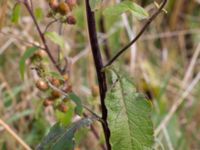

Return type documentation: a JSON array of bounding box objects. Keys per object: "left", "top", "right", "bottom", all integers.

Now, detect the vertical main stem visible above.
[{"left": 85, "top": 0, "right": 111, "bottom": 149}]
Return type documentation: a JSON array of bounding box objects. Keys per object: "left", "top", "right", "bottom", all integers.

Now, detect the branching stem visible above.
[{"left": 104, "top": 0, "right": 168, "bottom": 68}]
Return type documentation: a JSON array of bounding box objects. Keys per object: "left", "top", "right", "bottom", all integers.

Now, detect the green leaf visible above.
[
  {"left": 55, "top": 106, "right": 74, "bottom": 126},
  {"left": 68, "top": 93, "right": 83, "bottom": 116},
  {"left": 37, "top": 118, "right": 96, "bottom": 150},
  {"left": 45, "top": 32, "right": 65, "bottom": 49},
  {"left": 103, "top": 1, "right": 149, "bottom": 20},
  {"left": 19, "top": 47, "right": 39, "bottom": 80},
  {"left": 89, "top": 0, "right": 102, "bottom": 11},
  {"left": 11, "top": 4, "right": 21, "bottom": 23},
  {"left": 105, "top": 69, "right": 154, "bottom": 150}
]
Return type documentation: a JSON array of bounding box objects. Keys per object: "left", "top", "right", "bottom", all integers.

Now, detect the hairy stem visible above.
[{"left": 85, "top": 0, "right": 111, "bottom": 149}]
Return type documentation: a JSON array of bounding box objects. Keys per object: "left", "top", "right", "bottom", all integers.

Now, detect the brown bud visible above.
[
  {"left": 50, "top": 78, "right": 61, "bottom": 87},
  {"left": 58, "top": 103, "right": 68, "bottom": 113},
  {"left": 91, "top": 85, "right": 99, "bottom": 97},
  {"left": 49, "top": 0, "right": 59, "bottom": 10},
  {"left": 51, "top": 90, "right": 61, "bottom": 99},
  {"left": 43, "top": 99, "right": 53, "bottom": 107},
  {"left": 58, "top": 2, "right": 70, "bottom": 15},
  {"left": 66, "top": 15, "right": 76, "bottom": 25},
  {"left": 36, "top": 80, "right": 49, "bottom": 91}
]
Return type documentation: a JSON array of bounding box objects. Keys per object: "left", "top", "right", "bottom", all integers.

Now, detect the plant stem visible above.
[
  {"left": 23, "top": 1, "right": 63, "bottom": 74},
  {"left": 85, "top": 0, "right": 111, "bottom": 149},
  {"left": 104, "top": 0, "right": 168, "bottom": 68}
]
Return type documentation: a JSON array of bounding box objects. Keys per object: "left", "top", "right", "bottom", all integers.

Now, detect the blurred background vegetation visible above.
[{"left": 0, "top": 0, "right": 200, "bottom": 149}]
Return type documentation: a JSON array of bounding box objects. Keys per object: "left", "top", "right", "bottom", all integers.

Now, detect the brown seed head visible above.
[
  {"left": 43, "top": 99, "right": 53, "bottom": 107},
  {"left": 66, "top": 15, "right": 76, "bottom": 25},
  {"left": 59, "top": 104, "right": 68, "bottom": 113},
  {"left": 51, "top": 90, "right": 61, "bottom": 99},
  {"left": 36, "top": 80, "right": 49, "bottom": 91},
  {"left": 50, "top": 78, "right": 61, "bottom": 87},
  {"left": 49, "top": 0, "right": 59, "bottom": 10},
  {"left": 58, "top": 2, "right": 70, "bottom": 15}
]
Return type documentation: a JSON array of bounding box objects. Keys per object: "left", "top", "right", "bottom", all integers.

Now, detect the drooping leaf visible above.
[
  {"left": 68, "top": 93, "right": 83, "bottom": 116},
  {"left": 89, "top": 0, "right": 102, "bottom": 11},
  {"left": 11, "top": 4, "right": 21, "bottom": 23},
  {"left": 105, "top": 69, "right": 154, "bottom": 150},
  {"left": 19, "top": 47, "right": 39, "bottom": 80},
  {"left": 37, "top": 117, "right": 96, "bottom": 150},
  {"left": 45, "top": 32, "right": 65, "bottom": 49},
  {"left": 103, "top": 1, "right": 149, "bottom": 20}
]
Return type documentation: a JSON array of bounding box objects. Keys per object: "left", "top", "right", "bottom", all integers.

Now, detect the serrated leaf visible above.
[
  {"left": 37, "top": 118, "right": 96, "bottom": 150},
  {"left": 89, "top": 0, "right": 102, "bottom": 11},
  {"left": 105, "top": 69, "right": 154, "bottom": 150},
  {"left": 68, "top": 93, "right": 83, "bottom": 115},
  {"left": 45, "top": 32, "right": 65, "bottom": 49},
  {"left": 103, "top": 1, "right": 149, "bottom": 20},
  {"left": 11, "top": 4, "right": 21, "bottom": 23},
  {"left": 19, "top": 47, "right": 39, "bottom": 80}
]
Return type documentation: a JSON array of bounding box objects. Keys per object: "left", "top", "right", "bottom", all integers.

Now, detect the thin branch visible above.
[
  {"left": 85, "top": 0, "right": 111, "bottom": 149},
  {"left": 43, "top": 19, "right": 59, "bottom": 34},
  {"left": 104, "top": 0, "right": 168, "bottom": 68},
  {"left": 22, "top": 1, "right": 63, "bottom": 73}
]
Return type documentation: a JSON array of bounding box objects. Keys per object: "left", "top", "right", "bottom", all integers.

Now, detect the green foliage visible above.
[
  {"left": 68, "top": 93, "right": 83, "bottom": 115},
  {"left": 19, "top": 47, "right": 39, "bottom": 80},
  {"left": 103, "top": 1, "right": 149, "bottom": 20},
  {"left": 55, "top": 106, "right": 74, "bottom": 126},
  {"left": 45, "top": 32, "right": 65, "bottom": 49},
  {"left": 37, "top": 117, "right": 96, "bottom": 150},
  {"left": 105, "top": 69, "right": 154, "bottom": 150},
  {"left": 11, "top": 4, "right": 21, "bottom": 23}
]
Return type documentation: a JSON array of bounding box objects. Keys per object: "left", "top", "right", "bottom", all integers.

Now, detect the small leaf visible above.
[
  {"left": 68, "top": 93, "right": 83, "bottom": 116},
  {"left": 19, "top": 47, "right": 39, "bottom": 80},
  {"left": 89, "top": 0, "right": 102, "bottom": 11},
  {"left": 105, "top": 69, "right": 154, "bottom": 150},
  {"left": 103, "top": 1, "right": 149, "bottom": 20},
  {"left": 11, "top": 4, "right": 21, "bottom": 23},
  {"left": 45, "top": 32, "right": 65, "bottom": 49},
  {"left": 37, "top": 118, "right": 96, "bottom": 150}
]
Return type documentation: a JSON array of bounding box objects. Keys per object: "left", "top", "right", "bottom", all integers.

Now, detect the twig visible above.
[
  {"left": 0, "top": 118, "right": 32, "bottom": 150},
  {"left": 85, "top": 0, "right": 111, "bottom": 149},
  {"left": 43, "top": 19, "right": 59, "bottom": 34},
  {"left": 22, "top": 1, "right": 63, "bottom": 73},
  {"left": 104, "top": 0, "right": 168, "bottom": 68}
]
